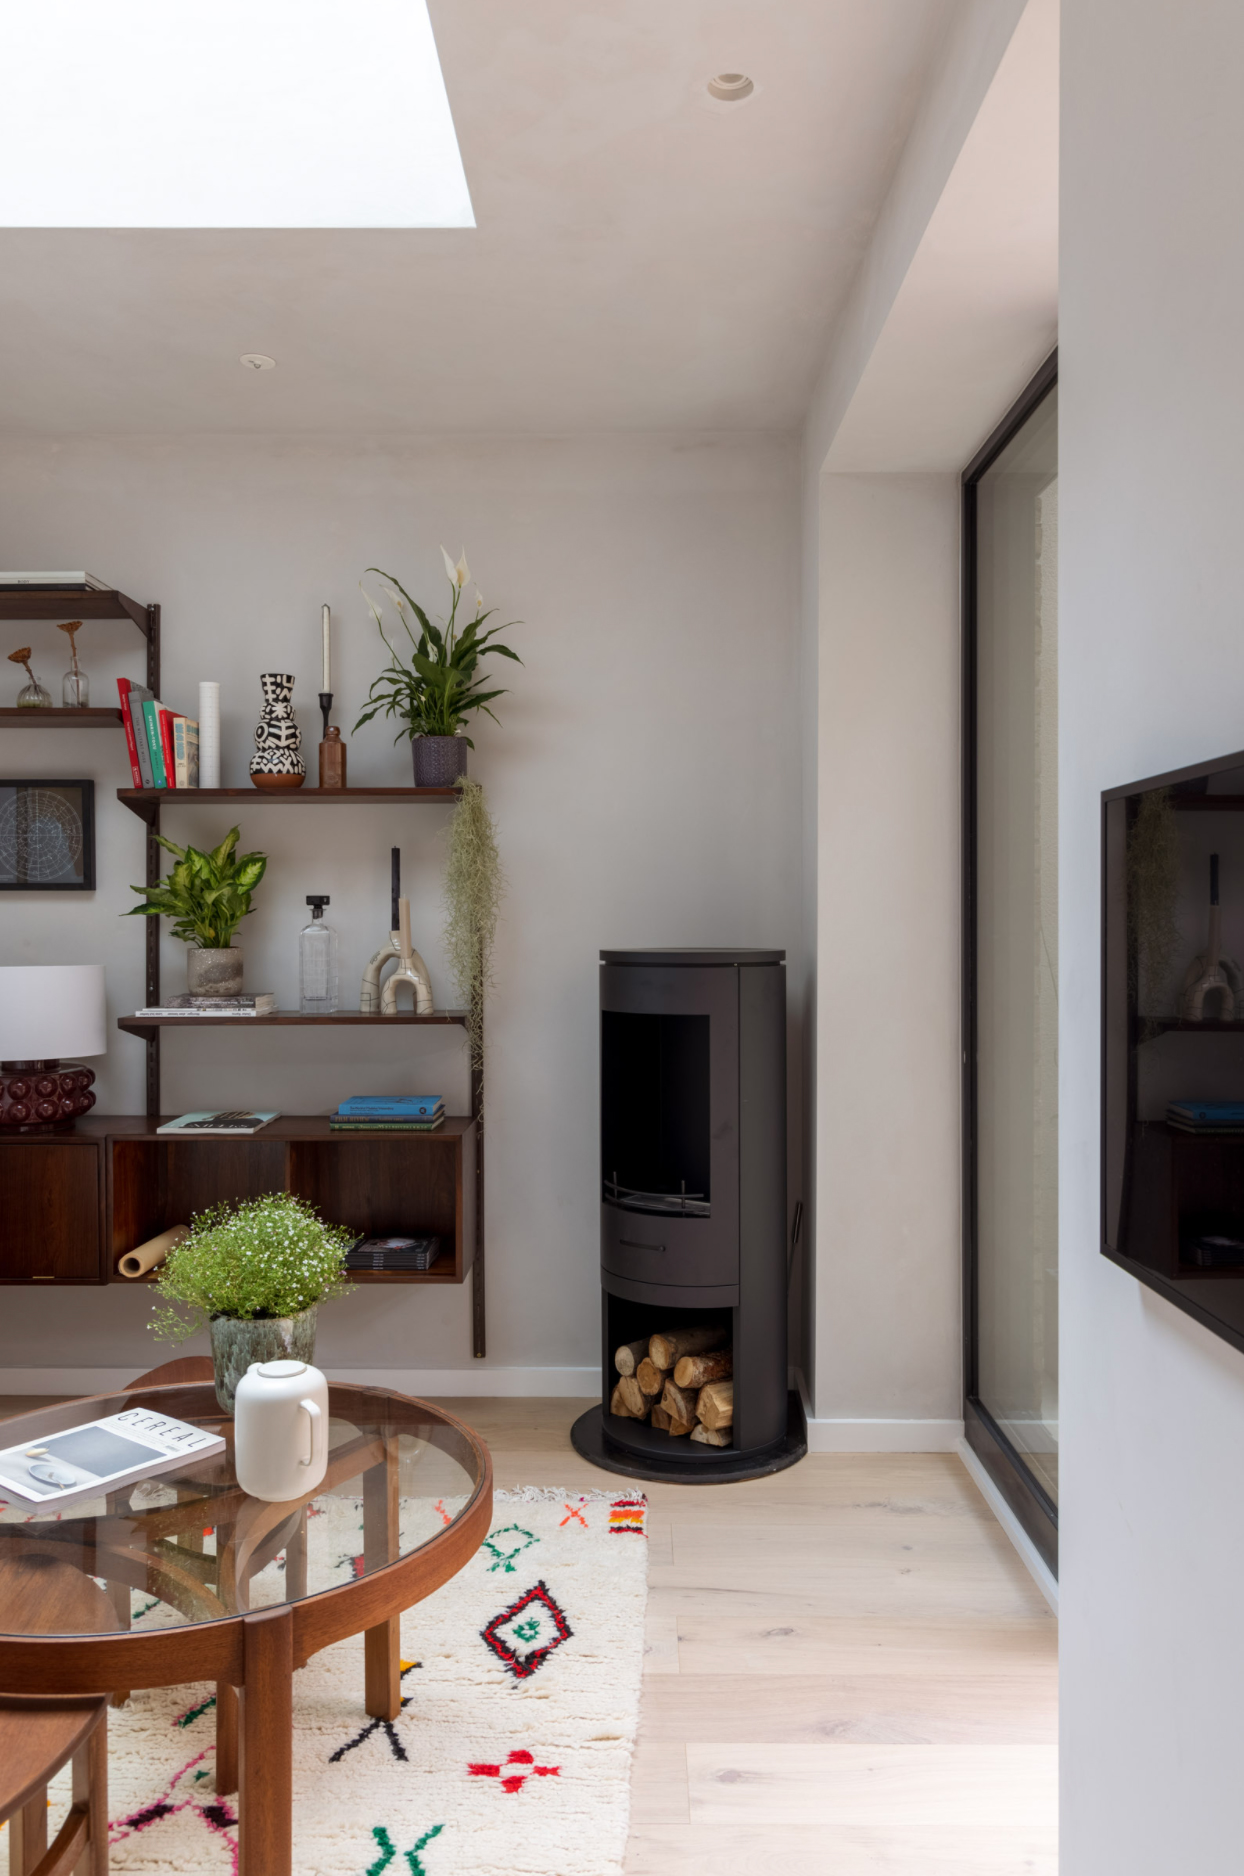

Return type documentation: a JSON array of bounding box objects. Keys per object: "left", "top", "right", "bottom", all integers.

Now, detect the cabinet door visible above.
[{"left": 0, "top": 1140, "right": 103, "bottom": 1281}]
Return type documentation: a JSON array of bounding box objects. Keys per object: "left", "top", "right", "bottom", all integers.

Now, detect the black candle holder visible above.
[{"left": 319, "top": 691, "right": 333, "bottom": 740}]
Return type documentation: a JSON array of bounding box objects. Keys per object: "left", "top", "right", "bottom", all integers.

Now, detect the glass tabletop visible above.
[{"left": 0, "top": 1383, "right": 487, "bottom": 1637}]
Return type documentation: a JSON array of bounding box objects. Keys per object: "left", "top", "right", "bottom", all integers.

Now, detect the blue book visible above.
[
  {"left": 338, "top": 1095, "right": 443, "bottom": 1117},
  {"left": 1168, "top": 1100, "right": 1244, "bottom": 1128}
]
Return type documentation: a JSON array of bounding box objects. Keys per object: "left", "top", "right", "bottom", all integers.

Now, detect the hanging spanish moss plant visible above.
[
  {"left": 444, "top": 776, "right": 504, "bottom": 1082},
  {"left": 1126, "top": 787, "right": 1181, "bottom": 1035}
]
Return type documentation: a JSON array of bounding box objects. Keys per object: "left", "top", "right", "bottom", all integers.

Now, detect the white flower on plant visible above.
[{"left": 441, "top": 545, "right": 470, "bottom": 591}]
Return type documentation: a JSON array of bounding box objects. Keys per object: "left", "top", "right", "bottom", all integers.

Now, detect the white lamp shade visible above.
[{"left": 0, "top": 965, "right": 107, "bottom": 1060}]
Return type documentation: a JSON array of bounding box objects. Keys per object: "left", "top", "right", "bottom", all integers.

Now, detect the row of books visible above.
[
  {"left": 330, "top": 1095, "right": 445, "bottom": 1133},
  {"left": 117, "top": 678, "right": 198, "bottom": 789}
]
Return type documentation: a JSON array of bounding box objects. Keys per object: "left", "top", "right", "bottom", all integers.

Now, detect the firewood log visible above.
[
  {"left": 690, "top": 1423, "right": 731, "bottom": 1446},
  {"left": 660, "top": 1379, "right": 700, "bottom": 1427},
  {"left": 650, "top": 1405, "right": 673, "bottom": 1432},
  {"left": 648, "top": 1326, "right": 727, "bottom": 1371},
  {"left": 635, "top": 1356, "right": 668, "bottom": 1397},
  {"left": 697, "top": 1379, "right": 733, "bottom": 1431},
  {"left": 614, "top": 1337, "right": 649, "bottom": 1377},
  {"left": 609, "top": 1381, "right": 636, "bottom": 1419},
  {"left": 673, "top": 1349, "right": 733, "bottom": 1389},
  {"left": 665, "top": 1412, "right": 696, "bottom": 1437},
  {"left": 615, "top": 1375, "right": 651, "bottom": 1419}
]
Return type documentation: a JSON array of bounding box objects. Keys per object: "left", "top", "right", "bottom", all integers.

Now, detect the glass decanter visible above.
[
  {"left": 62, "top": 667, "right": 89, "bottom": 707},
  {"left": 299, "top": 895, "right": 339, "bottom": 1015}
]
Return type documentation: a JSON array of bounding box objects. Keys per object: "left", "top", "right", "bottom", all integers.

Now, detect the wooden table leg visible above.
[
  {"left": 238, "top": 1606, "right": 293, "bottom": 1876},
  {"left": 8, "top": 1789, "right": 47, "bottom": 1875},
  {"left": 215, "top": 1680, "right": 239, "bottom": 1796},
  {"left": 363, "top": 1438, "right": 401, "bottom": 1720},
  {"left": 74, "top": 1715, "right": 108, "bottom": 1876},
  {"left": 285, "top": 1509, "right": 308, "bottom": 1602}
]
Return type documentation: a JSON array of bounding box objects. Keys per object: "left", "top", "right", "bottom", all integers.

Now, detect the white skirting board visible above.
[
  {"left": 955, "top": 1435, "right": 1059, "bottom": 1614},
  {"left": 0, "top": 1366, "right": 601, "bottom": 1399},
  {"left": 804, "top": 1416, "right": 965, "bottom": 1452}
]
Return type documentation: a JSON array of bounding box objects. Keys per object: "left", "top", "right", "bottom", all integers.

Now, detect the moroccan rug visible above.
[{"left": 15, "top": 1487, "right": 649, "bottom": 1876}]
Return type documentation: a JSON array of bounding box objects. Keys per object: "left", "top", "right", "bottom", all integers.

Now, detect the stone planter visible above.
[
  {"left": 209, "top": 1307, "right": 318, "bottom": 1412},
  {"left": 187, "top": 946, "right": 243, "bottom": 998},
  {"left": 412, "top": 735, "right": 468, "bottom": 787}
]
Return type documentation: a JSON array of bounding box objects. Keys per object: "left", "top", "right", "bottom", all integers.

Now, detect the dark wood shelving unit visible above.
[
  {"left": 0, "top": 594, "right": 487, "bottom": 1348},
  {"left": 0, "top": 707, "right": 124, "bottom": 727},
  {"left": 1170, "top": 794, "right": 1244, "bottom": 810}
]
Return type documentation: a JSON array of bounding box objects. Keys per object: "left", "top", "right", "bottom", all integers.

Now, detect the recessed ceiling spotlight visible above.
[
  {"left": 707, "top": 73, "right": 754, "bottom": 102},
  {"left": 240, "top": 353, "right": 276, "bottom": 371}
]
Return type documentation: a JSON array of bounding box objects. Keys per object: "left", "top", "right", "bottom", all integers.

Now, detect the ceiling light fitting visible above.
[
  {"left": 707, "top": 73, "right": 754, "bottom": 102},
  {"left": 240, "top": 354, "right": 276, "bottom": 371}
]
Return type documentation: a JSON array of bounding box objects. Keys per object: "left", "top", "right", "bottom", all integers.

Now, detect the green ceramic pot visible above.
[{"left": 209, "top": 1307, "right": 318, "bottom": 1412}]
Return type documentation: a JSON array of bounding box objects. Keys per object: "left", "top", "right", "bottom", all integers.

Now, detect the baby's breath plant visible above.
[{"left": 151, "top": 1193, "right": 353, "bottom": 1343}]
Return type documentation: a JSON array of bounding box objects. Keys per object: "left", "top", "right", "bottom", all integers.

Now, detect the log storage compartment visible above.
[{"left": 572, "top": 949, "right": 805, "bottom": 1482}]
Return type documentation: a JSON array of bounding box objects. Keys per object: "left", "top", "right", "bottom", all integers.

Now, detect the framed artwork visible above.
[{"left": 0, "top": 780, "right": 95, "bottom": 890}]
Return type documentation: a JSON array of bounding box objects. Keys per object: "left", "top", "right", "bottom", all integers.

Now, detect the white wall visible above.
[
  {"left": 813, "top": 474, "right": 962, "bottom": 1444},
  {"left": 0, "top": 432, "right": 803, "bottom": 1387},
  {"left": 1060, "top": 2, "right": 1244, "bottom": 1869}
]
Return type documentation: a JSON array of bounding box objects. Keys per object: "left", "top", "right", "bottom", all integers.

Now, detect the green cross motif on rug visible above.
[
  {"left": 366, "top": 1822, "right": 443, "bottom": 1875},
  {"left": 481, "top": 1523, "right": 539, "bottom": 1573}
]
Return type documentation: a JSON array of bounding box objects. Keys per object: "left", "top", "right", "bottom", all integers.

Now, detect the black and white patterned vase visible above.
[{"left": 249, "top": 672, "right": 306, "bottom": 786}]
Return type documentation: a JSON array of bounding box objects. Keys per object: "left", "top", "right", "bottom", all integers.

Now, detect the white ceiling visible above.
[{"left": 0, "top": 0, "right": 958, "bottom": 435}]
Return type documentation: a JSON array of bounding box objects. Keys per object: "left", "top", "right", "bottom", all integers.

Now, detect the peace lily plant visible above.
[{"left": 355, "top": 548, "right": 521, "bottom": 785}]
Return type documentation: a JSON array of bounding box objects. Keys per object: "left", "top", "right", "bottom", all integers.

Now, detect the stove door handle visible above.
[{"left": 619, "top": 1238, "right": 665, "bottom": 1253}]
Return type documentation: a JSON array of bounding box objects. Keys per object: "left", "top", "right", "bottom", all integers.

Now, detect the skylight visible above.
[{"left": 0, "top": 0, "right": 474, "bottom": 228}]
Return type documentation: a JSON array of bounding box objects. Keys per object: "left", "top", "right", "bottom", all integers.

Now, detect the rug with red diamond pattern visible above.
[{"left": 16, "top": 1487, "right": 648, "bottom": 1876}]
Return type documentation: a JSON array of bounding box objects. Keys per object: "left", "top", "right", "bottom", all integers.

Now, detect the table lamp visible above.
[{"left": 0, "top": 964, "right": 107, "bottom": 1133}]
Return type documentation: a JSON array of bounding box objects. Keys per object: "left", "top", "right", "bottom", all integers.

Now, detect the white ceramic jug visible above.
[{"left": 234, "top": 1358, "right": 329, "bottom": 1502}]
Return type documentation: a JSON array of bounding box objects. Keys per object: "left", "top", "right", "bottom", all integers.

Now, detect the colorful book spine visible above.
[
  {"left": 173, "top": 717, "right": 199, "bottom": 788},
  {"left": 338, "top": 1097, "right": 444, "bottom": 1117},
  {"left": 128, "top": 685, "right": 155, "bottom": 788},
  {"left": 158, "top": 709, "right": 179, "bottom": 790},
  {"left": 141, "top": 698, "right": 167, "bottom": 788},
  {"left": 116, "top": 678, "right": 143, "bottom": 787}
]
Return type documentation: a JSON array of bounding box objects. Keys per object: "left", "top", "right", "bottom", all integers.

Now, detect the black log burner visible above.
[{"left": 571, "top": 948, "right": 806, "bottom": 1483}]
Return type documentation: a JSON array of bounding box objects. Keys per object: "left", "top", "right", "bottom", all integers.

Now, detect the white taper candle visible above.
[{"left": 322, "top": 603, "right": 331, "bottom": 693}]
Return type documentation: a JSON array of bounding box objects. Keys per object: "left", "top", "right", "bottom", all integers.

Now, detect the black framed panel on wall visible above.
[
  {"left": 0, "top": 780, "right": 95, "bottom": 890},
  {"left": 1103, "top": 747, "right": 1244, "bottom": 1355},
  {"left": 962, "top": 350, "right": 1059, "bottom": 1575}
]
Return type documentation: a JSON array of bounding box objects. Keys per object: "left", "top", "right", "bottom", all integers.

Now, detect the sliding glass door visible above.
[{"left": 963, "top": 353, "right": 1059, "bottom": 1571}]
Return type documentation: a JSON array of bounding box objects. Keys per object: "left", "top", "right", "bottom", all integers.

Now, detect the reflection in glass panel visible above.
[{"left": 975, "top": 386, "right": 1059, "bottom": 1505}]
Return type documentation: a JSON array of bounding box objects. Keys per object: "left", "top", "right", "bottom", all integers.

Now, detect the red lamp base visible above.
[{"left": 0, "top": 1060, "right": 96, "bottom": 1134}]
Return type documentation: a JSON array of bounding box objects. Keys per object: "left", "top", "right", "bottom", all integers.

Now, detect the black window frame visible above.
[{"left": 961, "top": 347, "right": 1059, "bottom": 1576}]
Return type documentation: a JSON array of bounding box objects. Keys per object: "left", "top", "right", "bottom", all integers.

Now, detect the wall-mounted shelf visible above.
[
  {"left": 119, "top": 1009, "right": 467, "bottom": 1035},
  {"left": 1149, "top": 1019, "right": 1244, "bottom": 1034},
  {"left": 0, "top": 587, "right": 156, "bottom": 630},
  {"left": 117, "top": 785, "right": 460, "bottom": 824},
  {"left": 0, "top": 707, "right": 124, "bottom": 728}
]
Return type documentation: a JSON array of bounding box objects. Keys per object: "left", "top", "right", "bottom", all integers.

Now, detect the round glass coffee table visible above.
[{"left": 0, "top": 1382, "right": 492, "bottom": 1876}]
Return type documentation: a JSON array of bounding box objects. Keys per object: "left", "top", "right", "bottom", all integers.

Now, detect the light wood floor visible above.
[
  {"left": 432, "top": 1398, "right": 1058, "bottom": 1876},
  {"left": 1, "top": 1394, "right": 1058, "bottom": 1874}
]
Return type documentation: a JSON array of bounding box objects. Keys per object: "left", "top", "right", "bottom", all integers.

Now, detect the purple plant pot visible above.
[{"left": 412, "top": 736, "right": 468, "bottom": 787}]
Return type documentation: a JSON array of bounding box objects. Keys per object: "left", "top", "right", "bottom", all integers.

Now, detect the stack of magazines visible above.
[
  {"left": 133, "top": 993, "right": 277, "bottom": 1017},
  {"left": 1167, "top": 1100, "right": 1244, "bottom": 1133},
  {"left": 330, "top": 1095, "right": 445, "bottom": 1132}
]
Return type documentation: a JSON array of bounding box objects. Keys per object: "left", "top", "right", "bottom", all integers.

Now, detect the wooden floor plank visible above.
[{"left": 686, "top": 1743, "right": 1058, "bottom": 1827}]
